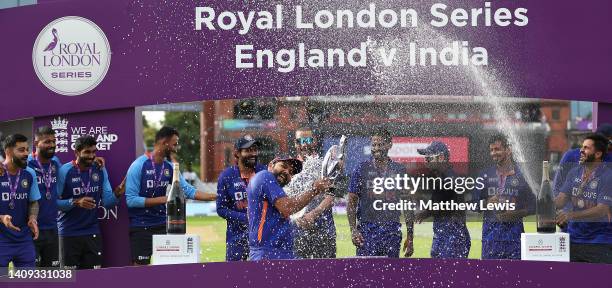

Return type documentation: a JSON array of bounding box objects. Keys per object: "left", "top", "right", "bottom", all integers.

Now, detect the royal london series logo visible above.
[{"left": 33, "top": 16, "right": 111, "bottom": 96}]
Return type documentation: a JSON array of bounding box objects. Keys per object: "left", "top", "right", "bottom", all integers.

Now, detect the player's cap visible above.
[
  {"left": 417, "top": 141, "right": 450, "bottom": 157},
  {"left": 234, "top": 135, "right": 259, "bottom": 150},
  {"left": 596, "top": 123, "right": 612, "bottom": 138},
  {"left": 271, "top": 154, "right": 303, "bottom": 175}
]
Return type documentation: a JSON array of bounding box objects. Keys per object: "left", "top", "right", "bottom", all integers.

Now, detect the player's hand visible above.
[
  {"left": 351, "top": 230, "right": 365, "bottom": 247},
  {"left": 402, "top": 237, "right": 414, "bottom": 257},
  {"left": 556, "top": 211, "right": 572, "bottom": 226},
  {"left": 28, "top": 218, "right": 39, "bottom": 240},
  {"left": 297, "top": 213, "right": 316, "bottom": 229},
  {"left": 313, "top": 178, "right": 333, "bottom": 194},
  {"left": 114, "top": 177, "right": 126, "bottom": 198},
  {"left": 75, "top": 197, "right": 97, "bottom": 209},
  {"left": 94, "top": 157, "right": 106, "bottom": 168},
  {"left": 0, "top": 215, "right": 21, "bottom": 232}
]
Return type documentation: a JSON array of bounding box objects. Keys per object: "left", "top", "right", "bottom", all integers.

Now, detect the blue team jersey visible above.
[
  {"left": 553, "top": 148, "right": 612, "bottom": 196},
  {"left": 348, "top": 159, "right": 406, "bottom": 225},
  {"left": 27, "top": 155, "right": 61, "bottom": 231},
  {"left": 0, "top": 167, "right": 41, "bottom": 244},
  {"left": 217, "top": 165, "right": 266, "bottom": 241},
  {"left": 247, "top": 171, "right": 292, "bottom": 252},
  {"left": 560, "top": 164, "right": 612, "bottom": 244},
  {"left": 56, "top": 162, "right": 116, "bottom": 237},
  {"left": 125, "top": 155, "right": 197, "bottom": 227},
  {"left": 477, "top": 165, "right": 535, "bottom": 242}
]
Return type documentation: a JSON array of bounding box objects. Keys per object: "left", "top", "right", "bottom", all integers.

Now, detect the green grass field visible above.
[{"left": 187, "top": 215, "right": 537, "bottom": 262}]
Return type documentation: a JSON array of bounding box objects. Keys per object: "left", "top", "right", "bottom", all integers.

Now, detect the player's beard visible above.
[
  {"left": 579, "top": 152, "right": 595, "bottom": 164},
  {"left": 273, "top": 171, "right": 290, "bottom": 187},
  {"left": 79, "top": 156, "right": 95, "bottom": 168},
  {"left": 371, "top": 148, "right": 388, "bottom": 161},
  {"left": 298, "top": 145, "right": 316, "bottom": 158},
  {"left": 12, "top": 155, "right": 27, "bottom": 169},
  {"left": 39, "top": 146, "right": 56, "bottom": 159},
  {"left": 241, "top": 155, "right": 258, "bottom": 169}
]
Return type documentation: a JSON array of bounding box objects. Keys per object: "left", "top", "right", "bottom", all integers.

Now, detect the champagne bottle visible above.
[
  {"left": 167, "top": 163, "right": 186, "bottom": 234},
  {"left": 537, "top": 161, "right": 556, "bottom": 233}
]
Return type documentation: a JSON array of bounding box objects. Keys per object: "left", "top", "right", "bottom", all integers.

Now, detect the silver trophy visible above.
[{"left": 321, "top": 135, "right": 347, "bottom": 196}]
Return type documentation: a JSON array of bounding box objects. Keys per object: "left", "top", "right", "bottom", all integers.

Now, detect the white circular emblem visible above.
[
  {"left": 21, "top": 179, "right": 29, "bottom": 189},
  {"left": 91, "top": 173, "right": 100, "bottom": 182},
  {"left": 33, "top": 16, "right": 111, "bottom": 96},
  {"left": 590, "top": 180, "right": 598, "bottom": 189}
]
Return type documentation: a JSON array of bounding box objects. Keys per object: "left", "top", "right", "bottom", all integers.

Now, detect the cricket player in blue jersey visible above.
[
  {"left": 27, "top": 126, "right": 62, "bottom": 268},
  {"left": 248, "top": 155, "right": 332, "bottom": 260},
  {"left": 0, "top": 134, "right": 41, "bottom": 268},
  {"left": 477, "top": 134, "right": 535, "bottom": 260},
  {"left": 552, "top": 124, "right": 612, "bottom": 232},
  {"left": 56, "top": 135, "right": 124, "bottom": 269},
  {"left": 347, "top": 129, "right": 414, "bottom": 258},
  {"left": 126, "top": 126, "right": 216, "bottom": 265},
  {"left": 553, "top": 124, "right": 612, "bottom": 197},
  {"left": 217, "top": 135, "right": 266, "bottom": 261},
  {"left": 415, "top": 141, "right": 471, "bottom": 259},
  {"left": 27, "top": 126, "right": 109, "bottom": 268},
  {"left": 555, "top": 134, "right": 612, "bottom": 263}
]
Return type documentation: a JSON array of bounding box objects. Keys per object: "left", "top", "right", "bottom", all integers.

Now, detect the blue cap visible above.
[
  {"left": 234, "top": 135, "right": 259, "bottom": 150},
  {"left": 271, "top": 154, "right": 303, "bottom": 175},
  {"left": 417, "top": 141, "right": 450, "bottom": 158},
  {"left": 596, "top": 123, "right": 612, "bottom": 138}
]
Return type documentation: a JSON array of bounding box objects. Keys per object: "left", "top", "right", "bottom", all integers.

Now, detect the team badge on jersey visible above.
[
  {"left": 21, "top": 179, "right": 29, "bottom": 189},
  {"left": 590, "top": 180, "right": 598, "bottom": 189},
  {"left": 511, "top": 178, "right": 519, "bottom": 187},
  {"left": 91, "top": 173, "right": 100, "bottom": 182},
  {"left": 164, "top": 169, "right": 170, "bottom": 177}
]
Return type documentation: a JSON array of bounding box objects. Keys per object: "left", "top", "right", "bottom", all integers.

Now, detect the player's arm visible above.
[
  {"left": 56, "top": 164, "right": 76, "bottom": 211},
  {"left": 552, "top": 152, "right": 574, "bottom": 196},
  {"left": 26, "top": 168, "right": 41, "bottom": 240},
  {"left": 305, "top": 195, "right": 335, "bottom": 218},
  {"left": 554, "top": 174, "right": 574, "bottom": 209},
  {"left": 558, "top": 176, "right": 612, "bottom": 224},
  {"left": 178, "top": 169, "right": 216, "bottom": 201},
  {"left": 125, "top": 159, "right": 166, "bottom": 207},
  {"left": 100, "top": 168, "right": 118, "bottom": 208},
  {"left": 347, "top": 166, "right": 365, "bottom": 247},
  {"left": 299, "top": 195, "right": 335, "bottom": 226},
  {"left": 193, "top": 191, "right": 217, "bottom": 201},
  {"left": 555, "top": 192, "right": 570, "bottom": 209},
  {"left": 274, "top": 178, "right": 332, "bottom": 219},
  {"left": 558, "top": 204, "right": 610, "bottom": 224},
  {"left": 215, "top": 174, "right": 247, "bottom": 223}
]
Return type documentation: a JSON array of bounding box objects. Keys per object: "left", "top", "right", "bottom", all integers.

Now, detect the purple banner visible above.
[
  {"left": 6, "top": 259, "right": 611, "bottom": 288},
  {"left": 33, "top": 108, "right": 135, "bottom": 267},
  {"left": 1, "top": 0, "right": 612, "bottom": 122}
]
